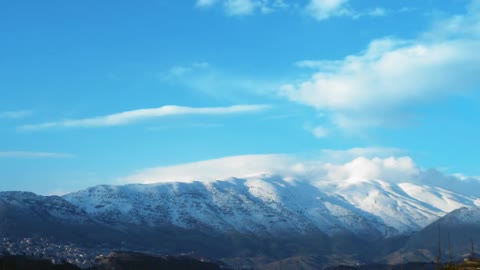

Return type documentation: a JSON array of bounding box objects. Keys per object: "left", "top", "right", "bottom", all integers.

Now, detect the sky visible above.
[{"left": 1, "top": 0, "right": 479, "bottom": 195}]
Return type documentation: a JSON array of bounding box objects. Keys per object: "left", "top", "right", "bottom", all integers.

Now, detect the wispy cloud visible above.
[
  {"left": 196, "top": 0, "right": 289, "bottom": 16},
  {"left": 0, "top": 110, "right": 32, "bottom": 119},
  {"left": 305, "top": 0, "right": 408, "bottom": 20},
  {"left": 147, "top": 122, "right": 224, "bottom": 131},
  {"left": 305, "top": 0, "right": 350, "bottom": 20},
  {"left": 224, "top": 0, "right": 256, "bottom": 15},
  {"left": 310, "top": 125, "right": 329, "bottom": 138},
  {"left": 0, "top": 151, "right": 74, "bottom": 158},
  {"left": 196, "top": 0, "right": 218, "bottom": 7},
  {"left": 195, "top": 0, "right": 392, "bottom": 19},
  {"left": 302, "top": 122, "right": 330, "bottom": 138},
  {"left": 165, "top": 62, "right": 210, "bottom": 77},
  {"left": 19, "top": 105, "right": 271, "bottom": 131},
  {"left": 366, "top": 7, "right": 386, "bottom": 17},
  {"left": 282, "top": 1, "right": 480, "bottom": 130},
  {"left": 161, "top": 62, "right": 281, "bottom": 101}
]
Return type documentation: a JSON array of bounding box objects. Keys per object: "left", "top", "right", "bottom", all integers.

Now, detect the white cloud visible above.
[
  {"left": 166, "top": 62, "right": 210, "bottom": 77},
  {"left": 118, "top": 150, "right": 461, "bottom": 186},
  {"left": 120, "top": 154, "right": 296, "bottom": 184},
  {"left": 119, "top": 151, "right": 480, "bottom": 198},
  {"left": 0, "top": 151, "right": 74, "bottom": 158},
  {"left": 196, "top": 0, "right": 397, "bottom": 19},
  {"left": 19, "top": 104, "right": 271, "bottom": 130},
  {"left": 225, "top": 0, "right": 256, "bottom": 15},
  {"left": 284, "top": 39, "right": 480, "bottom": 111},
  {"left": 162, "top": 63, "right": 281, "bottom": 101},
  {"left": 305, "top": 125, "right": 329, "bottom": 138},
  {"left": 319, "top": 147, "right": 405, "bottom": 162},
  {"left": 0, "top": 110, "right": 32, "bottom": 119},
  {"left": 320, "top": 156, "right": 419, "bottom": 186},
  {"left": 259, "top": 0, "right": 289, "bottom": 14},
  {"left": 196, "top": 0, "right": 218, "bottom": 7},
  {"left": 295, "top": 60, "right": 340, "bottom": 69},
  {"left": 195, "top": 0, "right": 288, "bottom": 16},
  {"left": 283, "top": 2, "right": 480, "bottom": 130},
  {"left": 367, "top": 7, "right": 386, "bottom": 17},
  {"left": 120, "top": 147, "right": 406, "bottom": 183},
  {"left": 305, "top": 0, "right": 389, "bottom": 20},
  {"left": 306, "top": 0, "right": 350, "bottom": 20}
]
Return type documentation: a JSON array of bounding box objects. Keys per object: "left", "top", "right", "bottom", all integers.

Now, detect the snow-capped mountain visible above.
[
  {"left": 2, "top": 155, "right": 480, "bottom": 267},
  {"left": 63, "top": 177, "right": 383, "bottom": 236},
  {"left": 2, "top": 156, "right": 478, "bottom": 242},
  {"left": 63, "top": 173, "right": 479, "bottom": 238}
]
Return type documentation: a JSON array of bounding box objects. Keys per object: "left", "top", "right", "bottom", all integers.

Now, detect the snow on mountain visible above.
[
  {"left": 439, "top": 206, "right": 480, "bottom": 224},
  {"left": 64, "top": 179, "right": 318, "bottom": 234},
  {"left": 62, "top": 155, "right": 480, "bottom": 238},
  {"left": 0, "top": 191, "right": 92, "bottom": 224}
]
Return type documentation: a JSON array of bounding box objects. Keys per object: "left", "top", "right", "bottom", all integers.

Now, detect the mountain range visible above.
[{"left": 2, "top": 168, "right": 480, "bottom": 269}]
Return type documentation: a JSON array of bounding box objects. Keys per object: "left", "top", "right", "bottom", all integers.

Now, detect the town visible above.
[{"left": 0, "top": 237, "right": 110, "bottom": 268}]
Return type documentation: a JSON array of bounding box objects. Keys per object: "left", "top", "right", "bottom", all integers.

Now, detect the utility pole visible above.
[
  {"left": 436, "top": 224, "right": 442, "bottom": 270},
  {"left": 471, "top": 238, "right": 475, "bottom": 260},
  {"left": 448, "top": 232, "right": 453, "bottom": 265}
]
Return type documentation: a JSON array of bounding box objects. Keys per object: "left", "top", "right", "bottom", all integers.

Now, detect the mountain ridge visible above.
[
  {"left": 62, "top": 174, "right": 478, "bottom": 238},
  {"left": 2, "top": 172, "right": 480, "bottom": 268}
]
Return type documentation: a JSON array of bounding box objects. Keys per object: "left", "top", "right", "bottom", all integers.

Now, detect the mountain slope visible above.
[
  {"left": 63, "top": 174, "right": 478, "bottom": 238},
  {"left": 385, "top": 206, "right": 480, "bottom": 264},
  {"left": 0, "top": 192, "right": 126, "bottom": 246},
  {"left": 2, "top": 168, "right": 480, "bottom": 267}
]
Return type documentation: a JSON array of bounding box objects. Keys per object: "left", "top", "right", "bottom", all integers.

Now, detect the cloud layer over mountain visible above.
[{"left": 120, "top": 150, "right": 480, "bottom": 200}]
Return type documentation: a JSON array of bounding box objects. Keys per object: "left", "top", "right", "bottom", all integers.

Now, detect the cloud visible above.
[
  {"left": 161, "top": 62, "right": 281, "bottom": 101},
  {"left": 322, "top": 156, "right": 419, "bottom": 185},
  {"left": 225, "top": 0, "right": 256, "bottom": 15},
  {"left": 0, "top": 151, "right": 74, "bottom": 158},
  {"left": 195, "top": 0, "right": 389, "bottom": 18},
  {"left": 305, "top": 0, "right": 391, "bottom": 20},
  {"left": 306, "top": 0, "right": 350, "bottom": 20},
  {"left": 311, "top": 126, "right": 329, "bottom": 138},
  {"left": 196, "top": 0, "right": 218, "bottom": 7},
  {"left": 304, "top": 124, "right": 329, "bottom": 138},
  {"left": 367, "top": 7, "right": 386, "bottom": 17},
  {"left": 120, "top": 154, "right": 296, "bottom": 184},
  {"left": 118, "top": 150, "right": 479, "bottom": 198},
  {"left": 19, "top": 105, "right": 271, "bottom": 131},
  {"left": 119, "top": 147, "right": 401, "bottom": 184},
  {"left": 165, "top": 62, "right": 210, "bottom": 77},
  {"left": 282, "top": 2, "right": 480, "bottom": 130},
  {"left": 319, "top": 147, "right": 405, "bottom": 163},
  {"left": 295, "top": 60, "right": 340, "bottom": 69},
  {"left": 0, "top": 110, "right": 32, "bottom": 119},
  {"left": 195, "top": 0, "right": 289, "bottom": 16}
]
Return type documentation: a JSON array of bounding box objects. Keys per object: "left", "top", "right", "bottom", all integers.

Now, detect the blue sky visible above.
[{"left": 1, "top": 0, "right": 479, "bottom": 194}]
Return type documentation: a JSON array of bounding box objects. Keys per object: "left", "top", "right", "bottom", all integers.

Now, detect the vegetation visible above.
[
  {"left": 0, "top": 254, "right": 80, "bottom": 270},
  {"left": 443, "top": 259, "right": 480, "bottom": 270},
  {"left": 0, "top": 253, "right": 227, "bottom": 270}
]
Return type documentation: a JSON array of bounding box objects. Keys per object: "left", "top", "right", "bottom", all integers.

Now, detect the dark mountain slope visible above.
[{"left": 385, "top": 207, "right": 480, "bottom": 264}]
